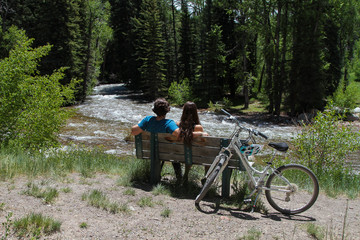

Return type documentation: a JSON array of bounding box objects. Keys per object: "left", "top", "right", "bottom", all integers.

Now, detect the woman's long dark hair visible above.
[{"left": 179, "top": 102, "right": 200, "bottom": 145}]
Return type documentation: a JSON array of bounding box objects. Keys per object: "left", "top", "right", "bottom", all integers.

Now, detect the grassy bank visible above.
[{"left": 1, "top": 145, "right": 359, "bottom": 199}]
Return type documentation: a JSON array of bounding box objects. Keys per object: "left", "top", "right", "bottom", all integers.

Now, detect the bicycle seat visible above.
[{"left": 268, "top": 142, "right": 289, "bottom": 152}]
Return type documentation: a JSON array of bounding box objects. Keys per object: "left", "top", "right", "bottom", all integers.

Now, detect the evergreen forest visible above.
[{"left": 1, "top": 0, "right": 360, "bottom": 115}]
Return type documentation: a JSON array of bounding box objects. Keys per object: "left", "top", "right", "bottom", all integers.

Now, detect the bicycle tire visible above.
[
  {"left": 265, "top": 164, "right": 319, "bottom": 215},
  {"left": 195, "top": 154, "right": 227, "bottom": 204}
]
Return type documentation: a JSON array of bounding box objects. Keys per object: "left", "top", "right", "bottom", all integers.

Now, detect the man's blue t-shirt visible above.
[{"left": 138, "top": 116, "right": 178, "bottom": 134}]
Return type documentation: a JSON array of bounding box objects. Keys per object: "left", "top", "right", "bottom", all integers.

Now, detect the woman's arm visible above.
[
  {"left": 194, "top": 124, "right": 204, "bottom": 132},
  {"left": 193, "top": 131, "right": 208, "bottom": 137},
  {"left": 193, "top": 124, "right": 208, "bottom": 137}
]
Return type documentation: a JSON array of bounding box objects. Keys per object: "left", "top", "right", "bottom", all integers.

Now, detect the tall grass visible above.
[
  {"left": 22, "top": 182, "right": 59, "bottom": 204},
  {"left": 0, "top": 146, "right": 129, "bottom": 180},
  {"left": 13, "top": 213, "right": 61, "bottom": 238},
  {"left": 81, "top": 189, "right": 124, "bottom": 214},
  {"left": 117, "top": 158, "right": 150, "bottom": 186}
]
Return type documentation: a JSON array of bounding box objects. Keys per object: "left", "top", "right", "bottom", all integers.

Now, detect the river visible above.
[
  {"left": 59, "top": 84, "right": 298, "bottom": 155},
  {"left": 59, "top": 84, "right": 359, "bottom": 171}
]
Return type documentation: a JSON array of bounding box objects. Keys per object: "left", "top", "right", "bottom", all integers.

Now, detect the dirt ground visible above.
[{"left": 0, "top": 173, "right": 359, "bottom": 240}]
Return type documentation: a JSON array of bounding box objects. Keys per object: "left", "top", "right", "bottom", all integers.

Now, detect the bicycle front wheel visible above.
[
  {"left": 195, "top": 154, "right": 227, "bottom": 204},
  {"left": 265, "top": 164, "right": 319, "bottom": 215}
]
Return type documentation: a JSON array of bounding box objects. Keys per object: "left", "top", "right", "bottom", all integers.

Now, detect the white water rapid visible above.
[{"left": 60, "top": 84, "right": 298, "bottom": 156}]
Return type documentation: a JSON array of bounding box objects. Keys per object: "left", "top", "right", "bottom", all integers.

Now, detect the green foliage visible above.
[
  {"left": 82, "top": 189, "right": 120, "bottom": 214},
  {"left": 160, "top": 207, "right": 171, "bottom": 218},
  {"left": 79, "top": 222, "right": 88, "bottom": 229},
  {"left": 238, "top": 227, "right": 262, "bottom": 240},
  {"left": 332, "top": 81, "right": 360, "bottom": 110},
  {"left": 123, "top": 188, "right": 136, "bottom": 196},
  {"left": 293, "top": 104, "right": 360, "bottom": 178},
  {"left": 304, "top": 223, "right": 325, "bottom": 240},
  {"left": 1, "top": 212, "right": 13, "bottom": 240},
  {"left": 207, "top": 97, "right": 232, "bottom": 111},
  {"left": 168, "top": 78, "right": 192, "bottom": 106},
  {"left": 61, "top": 187, "right": 72, "bottom": 193},
  {"left": 117, "top": 158, "right": 151, "bottom": 186},
  {"left": 151, "top": 184, "right": 171, "bottom": 196},
  {"left": 13, "top": 213, "right": 61, "bottom": 238},
  {"left": 208, "top": 101, "right": 222, "bottom": 112},
  {"left": 222, "top": 97, "right": 233, "bottom": 108},
  {"left": 22, "top": 183, "right": 59, "bottom": 204},
  {"left": 229, "top": 174, "right": 268, "bottom": 214},
  {"left": 131, "top": 0, "right": 166, "bottom": 99},
  {"left": 200, "top": 24, "right": 226, "bottom": 103},
  {"left": 82, "top": 0, "right": 113, "bottom": 98},
  {"left": 0, "top": 26, "right": 78, "bottom": 150},
  {"left": 137, "top": 196, "right": 154, "bottom": 207}
]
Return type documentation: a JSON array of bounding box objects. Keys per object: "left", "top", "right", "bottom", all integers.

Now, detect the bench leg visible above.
[
  {"left": 150, "top": 158, "right": 161, "bottom": 184},
  {"left": 221, "top": 167, "right": 232, "bottom": 197}
]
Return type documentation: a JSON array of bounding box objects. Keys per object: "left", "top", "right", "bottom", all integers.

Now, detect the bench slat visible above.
[
  {"left": 140, "top": 132, "right": 227, "bottom": 148},
  {"left": 141, "top": 141, "right": 221, "bottom": 157},
  {"left": 141, "top": 150, "right": 241, "bottom": 169}
]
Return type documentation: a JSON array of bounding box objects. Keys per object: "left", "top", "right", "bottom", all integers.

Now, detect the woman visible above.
[{"left": 177, "top": 101, "right": 208, "bottom": 183}]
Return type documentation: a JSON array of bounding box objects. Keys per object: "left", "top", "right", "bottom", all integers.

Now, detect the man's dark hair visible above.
[{"left": 152, "top": 98, "right": 170, "bottom": 117}]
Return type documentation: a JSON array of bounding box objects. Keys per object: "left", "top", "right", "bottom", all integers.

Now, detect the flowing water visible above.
[
  {"left": 59, "top": 84, "right": 359, "bottom": 172},
  {"left": 59, "top": 84, "right": 298, "bottom": 156}
]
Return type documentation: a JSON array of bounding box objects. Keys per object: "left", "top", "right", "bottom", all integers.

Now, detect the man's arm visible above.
[
  {"left": 131, "top": 125, "right": 143, "bottom": 136},
  {"left": 172, "top": 128, "right": 180, "bottom": 137}
]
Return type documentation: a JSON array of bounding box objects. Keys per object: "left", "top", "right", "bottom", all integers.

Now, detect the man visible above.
[{"left": 131, "top": 98, "right": 182, "bottom": 181}]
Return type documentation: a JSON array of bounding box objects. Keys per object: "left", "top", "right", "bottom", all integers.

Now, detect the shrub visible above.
[
  {"left": 168, "top": 78, "right": 192, "bottom": 106},
  {"left": 0, "top": 26, "right": 79, "bottom": 150},
  {"left": 292, "top": 103, "right": 360, "bottom": 177},
  {"left": 332, "top": 81, "right": 360, "bottom": 110}
]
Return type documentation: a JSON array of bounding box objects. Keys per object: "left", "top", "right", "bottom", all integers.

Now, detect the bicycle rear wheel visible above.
[
  {"left": 195, "top": 154, "right": 227, "bottom": 204},
  {"left": 265, "top": 164, "right": 319, "bottom": 215}
]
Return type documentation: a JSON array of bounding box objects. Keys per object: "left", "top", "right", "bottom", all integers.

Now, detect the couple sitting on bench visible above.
[{"left": 131, "top": 98, "right": 208, "bottom": 184}]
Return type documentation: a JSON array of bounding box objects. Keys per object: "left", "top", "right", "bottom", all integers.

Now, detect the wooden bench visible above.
[{"left": 134, "top": 131, "right": 246, "bottom": 197}]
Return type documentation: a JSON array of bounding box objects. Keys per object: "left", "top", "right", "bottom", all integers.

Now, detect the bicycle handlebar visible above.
[{"left": 221, "top": 109, "right": 268, "bottom": 140}]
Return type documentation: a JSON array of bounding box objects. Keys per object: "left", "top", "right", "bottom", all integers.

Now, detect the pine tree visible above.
[
  {"left": 132, "top": 0, "right": 166, "bottom": 99},
  {"left": 179, "top": 0, "right": 194, "bottom": 81},
  {"left": 202, "top": 24, "right": 226, "bottom": 102},
  {"left": 102, "top": 0, "right": 141, "bottom": 86},
  {"left": 288, "top": 0, "right": 326, "bottom": 114}
]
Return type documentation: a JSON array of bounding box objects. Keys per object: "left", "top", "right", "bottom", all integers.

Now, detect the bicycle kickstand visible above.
[
  {"left": 250, "top": 191, "right": 261, "bottom": 213},
  {"left": 243, "top": 190, "right": 262, "bottom": 213}
]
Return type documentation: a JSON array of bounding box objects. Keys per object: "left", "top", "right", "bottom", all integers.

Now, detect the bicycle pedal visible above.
[{"left": 243, "top": 198, "right": 252, "bottom": 204}]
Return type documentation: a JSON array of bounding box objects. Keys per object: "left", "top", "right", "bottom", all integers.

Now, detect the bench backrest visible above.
[{"left": 135, "top": 131, "right": 243, "bottom": 170}]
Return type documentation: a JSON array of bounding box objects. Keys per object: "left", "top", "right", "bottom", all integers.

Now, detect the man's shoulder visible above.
[
  {"left": 143, "top": 116, "right": 155, "bottom": 121},
  {"left": 164, "top": 118, "right": 176, "bottom": 124}
]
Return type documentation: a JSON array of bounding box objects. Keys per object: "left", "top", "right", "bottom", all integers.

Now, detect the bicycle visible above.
[{"left": 195, "top": 109, "right": 319, "bottom": 215}]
